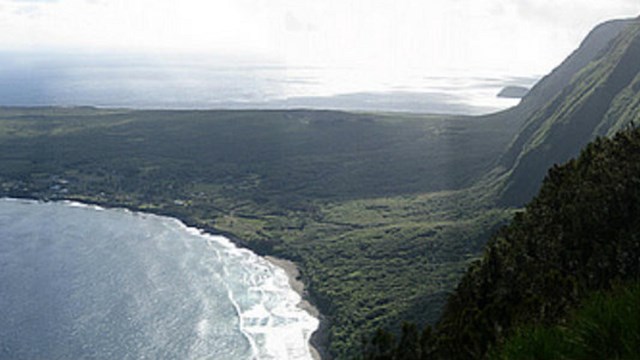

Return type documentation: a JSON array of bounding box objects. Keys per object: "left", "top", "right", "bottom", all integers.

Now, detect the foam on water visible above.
[
  {"left": 63, "top": 200, "right": 106, "bottom": 211},
  {"left": 0, "top": 198, "right": 319, "bottom": 360}
]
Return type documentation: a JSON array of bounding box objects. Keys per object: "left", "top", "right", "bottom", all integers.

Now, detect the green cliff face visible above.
[
  {"left": 365, "top": 17, "right": 640, "bottom": 360},
  {"left": 478, "top": 18, "right": 633, "bottom": 148},
  {"left": 435, "top": 126, "right": 640, "bottom": 358},
  {"left": 516, "top": 18, "right": 634, "bottom": 117},
  {"left": 499, "top": 18, "right": 640, "bottom": 206},
  {"left": 432, "top": 18, "right": 640, "bottom": 359}
]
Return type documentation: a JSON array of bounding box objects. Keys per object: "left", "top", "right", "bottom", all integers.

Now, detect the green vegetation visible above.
[
  {"left": 365, "top": 126, "right": 640, "bottom": 359},
  {"left": 360, "top": 18, "right": 640, "bottom": 360},
  {"left": 441, "top": 127, "right": 640, "bottom": 357},
  {"left": 500, "top": 19, "right": 640, "bottom": 205},
  {"left": 0, "top": 107, "right": 515, "bottom": 358},
  {"left": 492, "top": 283, "right": 640, "bottom": 360}
]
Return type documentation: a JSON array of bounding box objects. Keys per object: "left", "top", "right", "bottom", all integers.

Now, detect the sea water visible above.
[
  {"left": 0, "top": 52, "right": 537, "bottom": 114},
  {"left": 0, "top": 198, "right": 318, "bottom": 359}
]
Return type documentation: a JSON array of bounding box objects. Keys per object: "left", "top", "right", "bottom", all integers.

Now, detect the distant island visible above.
[{"left": 497, "top": 85, "right": 529, "bottom": 98}]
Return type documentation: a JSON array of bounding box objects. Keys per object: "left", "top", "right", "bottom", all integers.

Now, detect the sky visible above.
[{"left": 0, "top": 0, "right": 639, "bottom": 77}]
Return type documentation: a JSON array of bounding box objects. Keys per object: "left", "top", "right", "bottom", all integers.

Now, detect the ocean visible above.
[
  {"left": 0, "top": 198, "right": 318, "bottom": 359},
  {"left": 0, "top": 52, "right": 538, "bottom": 114}
]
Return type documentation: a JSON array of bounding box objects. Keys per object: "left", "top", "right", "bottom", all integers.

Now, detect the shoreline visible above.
[
  {"left": 265, "top": 256, "right": 329, "bottom": 360},
  {"left": 1, "top": 196, "right": 329, "bottom": 360}
]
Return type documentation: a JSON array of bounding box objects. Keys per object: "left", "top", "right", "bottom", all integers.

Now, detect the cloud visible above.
[
  {"left": 285, "top": 12, "right": 316, "bottom": 32},
  {"left": 513, "top": 0, "right": 639, "bottom": 26},
  {"left": 13, "top": 5, "right": 40, "bottom": 16},
  {"left": 9, "top": 0, "right": 58, "bottom": 3},
  {"left": 0, "top": 0, "right": 277, "bottom": 54},
  {"left": 0, "top": 0, "right": 638, "bottom": 78}
]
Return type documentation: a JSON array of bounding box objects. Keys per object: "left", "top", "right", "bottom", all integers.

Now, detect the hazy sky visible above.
[{"left": 1, "top": 0, "right": 639, "bottom": 76}]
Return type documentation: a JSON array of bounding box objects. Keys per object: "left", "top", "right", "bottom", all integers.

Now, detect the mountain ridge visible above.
[
  {"left": 478, "top": 18, "right": 634, "bottom": 134},
  {"left": 499, "top": 17, "right": 640, "bottom": 205},
  {"left": 517, "top": 18, "right": 635, "bottom": 116},
  {"left": 429, "top": 125, "right": 640, "bottom": 359},
  {"left": 363, "top": 16, "right": 640, "bottom": 360}
]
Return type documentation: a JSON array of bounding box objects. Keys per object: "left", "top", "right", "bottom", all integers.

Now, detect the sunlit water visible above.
[
  {"left": 0, "top": 52, "right": 539, "bottom": 114},
  {"left": 0, "top": 198, "right": 318, "bottom": 359}
]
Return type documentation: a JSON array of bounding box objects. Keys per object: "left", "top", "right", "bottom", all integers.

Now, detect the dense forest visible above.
[
  {"left": 364, "top": 16, "right": 640, "bottom": 359},
  {"left": 365, "top": 125, "right": 640, "bottom": 359}
]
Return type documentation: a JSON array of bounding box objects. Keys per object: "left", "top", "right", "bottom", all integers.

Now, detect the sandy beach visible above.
[{"left": 266, "top": 256, "right": 325, "bottom": 360}]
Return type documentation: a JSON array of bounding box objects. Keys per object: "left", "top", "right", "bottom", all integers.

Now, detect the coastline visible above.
[
  {"left": 265, "top": 256, "right": 328, "bottom": 360},
  {"left": 1, "top": 196, "right": 329, "bottom": 360}
]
